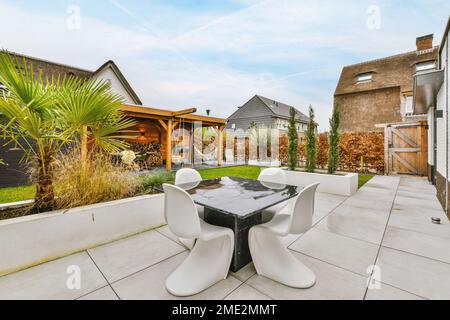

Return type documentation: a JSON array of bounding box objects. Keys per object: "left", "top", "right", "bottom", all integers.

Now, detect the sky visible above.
[{"left": 0, "top": 0, "right": 449, "bottom": 130}]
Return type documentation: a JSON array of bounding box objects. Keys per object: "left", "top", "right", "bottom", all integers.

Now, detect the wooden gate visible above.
[{"left": 383, "top": 122, "right": 428, "bottom": 176}]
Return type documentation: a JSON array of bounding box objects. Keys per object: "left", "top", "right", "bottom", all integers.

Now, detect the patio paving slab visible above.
[
  {"left": 0, "top": 252, "right": 107, "bottom": 300},
  {"left": 278, "top": 233, "right": 303, "bottom": 247},
  {"left": 312, "top": 209, "right": 333, "bottom": 225},
  {"left": 112, "top": 252, "right": 242, "bottom": 300},
  {"left": 246, "top": 252, "right": 368, "bottom": 300},
  {"left": 356, "top": 186, "right": 398, "bottom": 197},
  {"left": 156, "top": 225, "right": 184, "bottom": 246},
  {"left": 77, "top": 286, "right": 119, "bottom": 300},
  {"left": 388, "top": 208, "right": 450, "bottom": 239},
  {"left": 314, "top": 196, "right": 347, "bottom": 214},
  {"left": 396, "top": 188, "right": 438, "bottom": 200},
  {"left": 316, "top": 204, "right": 389, "bottom": 245},
  {"left": 289, "top": 228, "right": 379, "bottom": 276},
  {"left": 365, "top": 282, "right": 425, "bottom": 300},
  {"left": 88, "top": 230, "right": 186, "bottom": 283},
  {"left": 399, "top": 177, "right": 436, "bottom": 191},
  {"left": 365, "top": 176, "right": 400, "bottom": 190},
  {"left": 343, "top": 195, "right": 394, "bottom": 212},
  {"left": 382, "top": 226, "right": 450, "bottom": 264},
  {"left": 224, "top": 283, "right": 271, "bottom": 300},
  {"left": 229, "top": 263, "right": 256, "bottom": 282},
  {"left": 375, "top": 247, "right": 450, "bottom": 300},
  {"left": 394, "top": 195, "right": 443, "bottom": 212}
]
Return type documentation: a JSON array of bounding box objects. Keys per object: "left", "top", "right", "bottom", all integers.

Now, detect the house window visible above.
[
  {"left": 356, "top": 72, "right": 373, "bottom": 83},
  {"left": 231, "top": 123, "right": 236, "bottom": 129},
  {"left": 416, "top": 61, "right": 436, "bottom": 72},
  {"left": 405, "top": 96, "right": 414, "bottom": 115}
]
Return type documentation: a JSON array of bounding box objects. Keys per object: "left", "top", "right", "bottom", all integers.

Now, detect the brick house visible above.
[{"left": 334, "top": 35, "right": 439, "bottom": 133}]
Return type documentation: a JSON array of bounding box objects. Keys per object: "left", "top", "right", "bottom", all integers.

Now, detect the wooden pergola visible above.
[{"left": 122, "top": 104, "right": 227, "bottom": 171}]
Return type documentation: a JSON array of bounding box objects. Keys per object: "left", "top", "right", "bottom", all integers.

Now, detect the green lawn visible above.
[
  {"left": 358, "top": 174, "right": 374, "bottom": 188},
  {"left": 198, "top": 165, "right": 264, "bottom": 180},
  {"left": 0, "top": 185, "right": 35, "bottom": 204},
  {"left": 0, "top": 168, "right": 375, "bottom": 204}
]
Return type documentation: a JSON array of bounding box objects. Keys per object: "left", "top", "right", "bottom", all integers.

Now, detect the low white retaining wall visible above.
[
  {"left": 248, "top": 160, "right": 281, "bottom": 167},
  {"left": 283, "top": 170, "right": 358, "bottom": 196},
  {"left": 0, "top": 194, "right": 165, "bottom": 276}
]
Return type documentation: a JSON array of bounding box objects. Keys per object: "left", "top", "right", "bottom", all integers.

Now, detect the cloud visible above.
[{"left": 1, "top": 0, "right": 449, "bottom": 131}]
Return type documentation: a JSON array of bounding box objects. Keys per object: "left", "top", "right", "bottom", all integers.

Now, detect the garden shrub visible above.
[
  {"left": 53, "top": 150, "right": 140, "bottom": 209},
  {"left": 140, "top": 170, "right": 175, "bottom": 193}
]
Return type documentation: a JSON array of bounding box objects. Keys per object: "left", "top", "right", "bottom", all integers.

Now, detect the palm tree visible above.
[{"left": 0, "top": 51, "right": 135, "bottom": 213}]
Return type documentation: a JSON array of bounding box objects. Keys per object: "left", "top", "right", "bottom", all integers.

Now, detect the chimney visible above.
[
  {"left": 416, "top": 34, "right": 434, "bottom": 51},
  {"left": 206, "top": 109, "right": 211, "bottom": 116}
]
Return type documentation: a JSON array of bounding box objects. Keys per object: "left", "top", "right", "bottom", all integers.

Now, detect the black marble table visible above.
[{"left": 168, "top": 177, "right": 302, "bottom": 272}]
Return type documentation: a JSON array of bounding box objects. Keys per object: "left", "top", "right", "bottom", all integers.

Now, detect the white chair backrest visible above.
[
  {"left": 175, "top": 168, "right": 202, "bottom": 185},
  {"left": 289, "top": 183, "right": 320, "bottom": 234},
  {"left": 258, "top": 168, "right": 287, "bottom": 185},
  {"left": 163, "top": 184, "right": 201, "bottom": 239}
]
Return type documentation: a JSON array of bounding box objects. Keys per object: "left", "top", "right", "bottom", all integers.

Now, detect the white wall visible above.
[
  {"left": 437, "top": 32, "right": 448, "bottom": 179},
  {"left": 0, "top": 195, "right": 165, "bottom": 276},
  {"left": 94, "top": 66, "right": 135, "bottom": 104},
  {"left": 428, "top": 107, "right": 435, "bottom": 166},
  {"left": 437, "top": 84, "right": 446, "bottom": 177}
]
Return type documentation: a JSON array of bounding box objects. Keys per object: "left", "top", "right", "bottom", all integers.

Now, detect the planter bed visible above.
[
  {"left": 0, "top": 194, "right": 165, "bottom": 276},
  {"left": 282, "top": 169, "right": 358, "bottom": 196}
]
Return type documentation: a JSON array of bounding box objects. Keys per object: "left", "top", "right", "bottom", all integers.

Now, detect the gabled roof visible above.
[
  {"left": 93, "top": 60, "right": 142, "bottom": 105},
  {"left": 2, "top": 51, "right": 142, "bottom": 105},
  {"left": 255, "top": 95, "right": 310, "bottom": 123},
  {"left": 4, "top": 51, "right": 93, "bottom": 79},
  {"left": 335, "top": 47, "right": 439, "bottom": 96}
]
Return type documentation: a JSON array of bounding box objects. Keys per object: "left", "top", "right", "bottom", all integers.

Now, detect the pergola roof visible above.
[{"left": 122, "top": 104, "right": 227, "bottom": 126}]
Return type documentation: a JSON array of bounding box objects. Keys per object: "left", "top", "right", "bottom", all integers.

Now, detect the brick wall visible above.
[
  {"left": 336, "top": 87, "right": 402, "bottom": 132},
  {"left": 334, "top": 47, "right": 438, "bottom": 133},
  {"left": 436, "top": 171, "right": 449, "bottom": 219}
]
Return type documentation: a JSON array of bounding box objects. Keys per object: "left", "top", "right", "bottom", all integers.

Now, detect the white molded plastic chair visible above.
[
  {"left": 249, "top": 183, "right": 320, "bottom": 288},
  {"left": 163, "top": 184, "right": 234, "bottom": 296},
  {"left": 175, "top": 168, "right": 205, "bottom": 249},
  {"left": 175, "top": 168, "right": 202, "bottom": 185},
  {"left": 258, "top": 168, "right": 289, "bottom": 221}
]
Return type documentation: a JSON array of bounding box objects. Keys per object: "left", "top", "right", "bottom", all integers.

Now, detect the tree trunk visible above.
[
  {"left": 32, "top": 146, "right": 55, "bottom": 213},
  {"left": 81, "top": 126, "right": 88, "bottom": 164}
]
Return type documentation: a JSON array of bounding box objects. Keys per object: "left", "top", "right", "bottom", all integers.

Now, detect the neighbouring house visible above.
[
  {"left": 334, "top": 35, "right": 439, "bottom": 177},
  {"left": 413, "top": 17, "right": 450, "bottom": 217},
  {"left": 335, "top": 35, "right": 439, "bottom": 133},
  {"left": 226, "top": 95, "right": 310, "bottom": 139},
  {"left": 0, "top": 52, "right": 143, "bottom": 105},
  {"left": 0, "top": 52, "right": 227, "bottom": 188}
]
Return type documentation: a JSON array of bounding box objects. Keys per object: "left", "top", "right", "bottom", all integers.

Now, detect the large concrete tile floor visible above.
[{"left": 1, "top": 176, "right": 449, "bottom": 300}]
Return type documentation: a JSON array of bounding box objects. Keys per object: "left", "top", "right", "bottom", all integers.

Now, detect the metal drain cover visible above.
[{"left": 432, "top": 217, "right": 441, "bottom": 225}]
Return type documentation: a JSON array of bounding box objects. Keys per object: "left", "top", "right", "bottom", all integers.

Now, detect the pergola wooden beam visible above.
[
  {"left": 172, "top": 108, "right": 197, "bottom": 117},
  {"left": 158, "top": 120, "right": 168, "bottom": 131},
  {"left": 217, "top": 125, "right": 226, "bottom": 166},
  {"left": 166, "top": 120, "right": 173, "bottom": 171}
]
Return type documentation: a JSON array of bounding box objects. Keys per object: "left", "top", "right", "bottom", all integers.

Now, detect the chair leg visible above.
[
  {"left": 166, "top": 231, "right": 234, "bottom": 297},
  {"left": 249, "top": 227, "right": 316, "bottom": 289}
]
